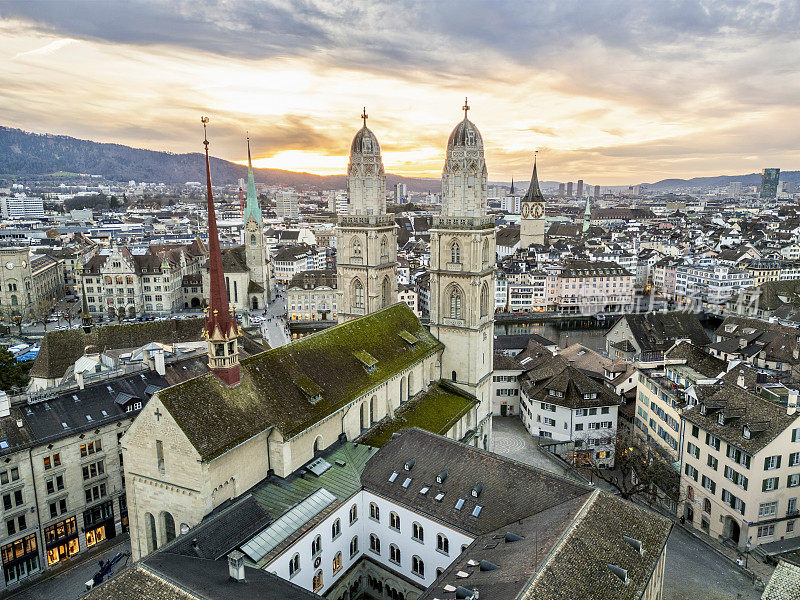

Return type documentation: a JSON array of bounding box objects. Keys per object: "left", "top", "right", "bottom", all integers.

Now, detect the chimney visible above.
[
  {"left": 154, "top": 350, "right": 165, "bottom": 376},
  {"left": 793, "top": 347, "right": 799, "bottom": 361},
  {"left": 788, "top": 389, "right": 798, "bottom": 416},
  {"left": 75, "top": 370, "right": 85, "bottom": 390},
  {"left": 737, "top": 373, "right": 745, "bottom": 388},
  {"left": 739, "top": 338, "right": 747, "bottom": 349},
  {"left": 227, "top": 550, "right": 245, "bottom": 582}
]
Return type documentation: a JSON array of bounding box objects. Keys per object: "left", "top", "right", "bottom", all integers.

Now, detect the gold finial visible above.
[
  {"left": 534, "top": 149, "right": 538, "bottom": 165},
  {"left": 361, "top": 107, "right": 368, "bottom": 127},
  {"left": 462, "top": 97, "right": 470, "bottom": 118}
]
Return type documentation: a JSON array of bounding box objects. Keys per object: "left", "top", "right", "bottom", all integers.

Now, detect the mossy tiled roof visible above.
[
  {"left": 357, "top": 381, "right": 477, "bottom": 448},
  {"left": 158, "top": 303, "right": 443, "bottom": 461},
  {"left": 30, "top": 318, "right": 206, "bottom": 379}
]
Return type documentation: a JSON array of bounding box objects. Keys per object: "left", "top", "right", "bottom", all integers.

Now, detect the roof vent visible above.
[
  {"left": 471, "top": 483, "right": 483, "bottom": 498},
  {"left": 623, "top": 535, "right": 644, "bottom": 555},
  {"left": 405, "top": 458, "right": 415, "bottom": 471},
  {"left": 437, "top": 470, "right": 448, "bottom": 484},
  {"left": 455, "top": 586, "right": 479, "bottom": 599},
  {"left": 504, "top": 532, "right": 523, "bottom": 542},
  {"left": 479, "top": 560, "right": 499, "bottom": 571},
  {"left": 608, "top": 564, "right": 629, "bottom": 584}
]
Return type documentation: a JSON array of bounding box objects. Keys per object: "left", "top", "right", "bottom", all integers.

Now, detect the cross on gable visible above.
[
  {"left": 154, "top": 408, "right": 163, "bottom": 421},
  {"left": 361, "top": 107, "right": 368, "bottom": 127}
]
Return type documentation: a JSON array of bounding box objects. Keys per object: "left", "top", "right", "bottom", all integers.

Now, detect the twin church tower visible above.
[{"left": 336, "top": 100, "right": 495, "bottom": 406}]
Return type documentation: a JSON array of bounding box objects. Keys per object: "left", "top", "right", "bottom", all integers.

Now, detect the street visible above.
[
  {"left": 4, "top": 538, "right": 131, "bottom": 600},
  {"left": 258, "top": 292, "right": 289, "bottom": 348}
]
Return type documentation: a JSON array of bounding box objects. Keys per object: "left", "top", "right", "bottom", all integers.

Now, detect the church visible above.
[{"left": 123, "top": 105, "right": 495, "bottom": 562}]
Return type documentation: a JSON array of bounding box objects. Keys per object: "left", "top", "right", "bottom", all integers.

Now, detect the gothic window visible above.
[
  {"left": 390, "top": 544, "right": 401, "bottom": 564},
  {"left": 437, "top": 533, "right": 449, "bottom": 554},
  {"left": 289, "top": 553, "right": 300, "bottom": 577},
  {"left": 250, "top": 234, "right": 256, "bottom": 246},
  {"left": 352, "top": 239, "right": 363, "bottom": 262},
  {"left": 313, "top": 570, "right": 323, "bottom": 592},
  {"left": 450, "top": 242, "right": 461, "bottom": 264},
  {"left": 480, "top": 282, "right": 490, "bottom": 317},
  {"left": 380, "top": 236, "right": 388, "bottom": 262},
  {"left": 412, "top": 555, "right": 425, "bottom": 577},
  {"left": 449, "top": 286, "right": 463, "bottom": 319},
  {"left": 412, "top": 522, "right": 424, "bottom": 542},
  {"left": 352, "top": 279, "right": 364, "bottom": 310},
  {"left": 482, "top": 238, "right": 490, "bottom": 264},
  {"left": 163, "top": 512, "right": 176, "bottom": 543},
  {"left": 381, "top": 276, "right": 390, "bottom": 307}
]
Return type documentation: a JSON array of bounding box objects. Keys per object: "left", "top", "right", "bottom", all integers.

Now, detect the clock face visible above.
[
  {"left": 532, "top": 202, "right": 544, "bottom": 219},
  {"left": 5, "top": 262, "right": 13, "bottom": 270},
  {"left": 521, "top": 203, "right": 531, "bottom": 218}
]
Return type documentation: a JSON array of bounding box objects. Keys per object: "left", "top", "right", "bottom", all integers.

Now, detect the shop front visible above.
[
  {"left": 119, "top": 494, "right": 129, "bottom": 533},
  {"left": 84, "top": 500, "right": 116, "bottom": 549},
  {"left": 1, "top": 533, "right": 40, "bottom": 586},
  {"left": 44, "top": 517, "right": 80, "bottom": 566}
]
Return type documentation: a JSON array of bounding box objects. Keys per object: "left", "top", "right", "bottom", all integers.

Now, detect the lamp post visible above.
[{"left": 745, "top": 538, "right": 751, "bottom": 569}]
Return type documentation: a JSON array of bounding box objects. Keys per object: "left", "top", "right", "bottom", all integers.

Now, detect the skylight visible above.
[
  {"left": 420, "top": 487, "right": 429, "bottom": 495},
  {"left": 472, "top": 505, "right": 483, "bottom": 517},
  {"left": 435, "top": 492, "right": 445, "bottom": 502},
  {"left": 455, "top": 498, "right": 465, "bottom": 510},
  {"left": 389, "top": 472, "right": 398, "bottom": 483},
  {"left": 402, "top": 478, "right": 412, "bottom": 488}
]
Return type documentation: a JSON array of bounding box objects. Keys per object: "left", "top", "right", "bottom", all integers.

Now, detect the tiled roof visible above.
[{"left": 523, "top": 365, "right": 620, "bottom": 409}]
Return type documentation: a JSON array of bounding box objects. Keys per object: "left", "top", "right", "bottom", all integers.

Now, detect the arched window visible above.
[
  {"left": 369, "top": 534, "right": 381, "bottom": 554},
  {"left": 289, "top": 553, "right": 300, "bottom": 577},
  {"left": 450, "top": 241, "right": 461, "bottom": 264},
  {"left": 704, "top": 498, "right": 712, "bottom": 514},
  {"left": 313, "top": 570, "right": 324, "bottom": 592},
  {"left": 452, "top": 370, "right": 457, "bottom": 382},
  {"left": 480, "top": 282, "right": 489, "bottom": 317},
  {"left": 350, "top": 535, "right": 359, "bottom": 557},
  {"left": 412, "top": 555, "right": 425, "bottom": 578},
  {"left": 390, "top": 543, "right": 401, "bottom": 564},
  {"left": 10, "top": 295, "right": 17, "bottom": 306},
  {"left": 449, "top": 286, "right": 463, "bottom": 319},
  {"left": 369, "top": 502, "right": 380, "bottom": 521},
  {"left": 332, "top": 518, "right": 341, "bottom": 539},
  {"left": 163, "top": 512, "right": 176, "bottom": 543},
  {"left": 313, "top": 436, "right": 323, "bottom": 456},
  {"left": 370, "top": 396, "right": 375, "bottom": 424},
  {"left": 389, "top": 511, "right": 400, "bottom": 531},
  {"left": 146, "top": 512, "right": 157, "bottom": 553},
  {"left": 352, "top": 239, "right": 363, "bottom": 261},
  {"left": 349, "top": 504, "right": 358, "bottom": 524},
  {"left": 360, "top": 402, "right": 367, "bottom": 430},
  {"left": 412, "top": 522, "right": 424, "bottom": 542},
  {"left": 687, "top": 486, "right": 695, "bottom": 501},
  {"left": 436, "top": 533, "right": 449, "bottom": 555},
  {"left": 333, "top": 551, "right": 342, "bottom": 573},
  {"left": 482, "top": 238, "right": 490, "bottom": 264},
  {"left": 311, "top": 534, "right": 322, "bottom": 556},
  {"left": 380, "top": 236, "right": 388, "bottom": 262},
  {"left": 381, "top": 276, "right": 390, "bottom": 307},
  {"left": 250, "top": 234, "right": 257, "bottom": 246},
  {"left": 352, "top": 279, "right": 364, "bottom": 310}
]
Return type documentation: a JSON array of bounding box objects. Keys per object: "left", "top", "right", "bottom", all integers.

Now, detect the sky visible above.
[{"left": 1, "top": 1, "right": 799, "bottom": 185}]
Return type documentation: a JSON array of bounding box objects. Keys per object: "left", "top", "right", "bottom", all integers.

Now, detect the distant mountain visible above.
[
  {"left": 645, "top": 171, "right": 800, "bottom": 191},
  {"left": 0, "top": 126, "right": 440, "bottom": 192}
]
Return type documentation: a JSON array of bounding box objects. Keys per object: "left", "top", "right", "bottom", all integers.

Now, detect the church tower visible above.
[
  {"left": 430, "top": 99, "right": 494, "bottom": 450},
  {"left": 242, "top": 137, "right": 272, "bottom": 310},
  {"left": 519, "top": 154, "right": 546, "bottom": 248},
  {"left": 583, "top": 197, "right": 591, "bottom": 233},
  {"left": 201, "top": 118, "right": 240, "bottom": 387},
  {"left": 337, "top": 109, "right": 398, "bottom": 323}
]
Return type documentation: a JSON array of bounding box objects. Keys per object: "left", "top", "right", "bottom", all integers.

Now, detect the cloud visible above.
[{"left": 13, "top": 37, "right": 74, "bottom": 58}]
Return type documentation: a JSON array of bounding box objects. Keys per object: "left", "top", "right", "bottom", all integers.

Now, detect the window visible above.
[
  {"left": 313, "top": 570, "right": 323, "bottom": 592},
  {"left": 762, "top": 477, "right": 779, "bottom": 492},
  {"left": 764, "top": 455, "right": 781, "bottom": 470},
  {"left": 705, "top": 433, "right": 721, "bottom": 451},
  {"left": 80, "top": 440, "right": 102, "bottom": 457},
  {"left": 311, "top": 534, "right": 322, "bottom": 556},
  {"left": 0, "top": 468, "right": 19, "bottom": 486},
  {"left": 788, "top": 521, "right": 795, "bottom": 533},
  {"left": 703, "top": 498, "right": 712, "bottom": 514},
  {"left": 449, "top": 287, "right": 462, "bottom": 319},
  {"left": 412, "top": 522, "right": 424, "bottom": 542},
  {"left": 156, "top": 440, "right": 165, "bottom": 473},
  {"left": 757, "top": 524, "right": 775, "bottom": 538},
  {"left": 331, "top": 518, "right": 341, "bottom": 540},
  {"left": 758, "top": 501, "right": 778, "bottom": 518},
  {"left": 84, "top": 483, "right": 107, "bottom": 504},
  {"left": 788, "top": 474, "right": 800, "bottom": 488},
  {"left": 43, "top": 453, "right": 61, "bottom": 470},
  {"left": 789, "top": 452, "right": 800, "bottom": 467},
  {"left": 332, "top": 551, "right": 342, "bottom": 574},
  {"left": 349, "top": 503, "right": 358, "bottom": 524},
  {"left": 480, "top": 282, "right": 489, "bottom": 317},
  {"left": 437, "top": 533, "right": 449, "bottom": 555},
  {"left": 707, "top": 455, "right": 718, "bottom": 471},
  {"left": 389, "top": 512, "right": 400, "bottom": 531},
  {"left": 684, "top": 464, "right": 698, "bottom": 482},
  {"left": 451, "top": 242, "right": 461, "bottom": 264},
  {"left": 701, "top": 475, "right": 716, "bottom": 494},
  {"left": 352, "top": 279, "right": 364, "bottom": 310},
  {"left": 369, "top": 502, "right": 379, "bottom": 521},
  {"left": 369, "top": 534, "right": 380, "bottom": 554},
  {"left": 389, "top": 543, "right": 401, "bottom": 564},
  {"left": 46, "top": 474, "right": 65, "bottom": 494},
  {"left": 686, "top": 442, "right": 700, "bottom": 459},
  {"left": 82, "top": 460, "right": 105, "bottom": 481},
  {"left": 412, "top": 555, "right": 425, "bottom": 578},
  {"left": 350, "top": 536, "right": 359, "bottom": 557}
]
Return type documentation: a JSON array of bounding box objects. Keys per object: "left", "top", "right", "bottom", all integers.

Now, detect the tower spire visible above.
[
  {"left": 243, "top": 134, "right": 263, "bottom": 226},
  {"left": 462, "top": 97, "right": 470, "bottom": 119},
  {"left": 201, "top": 117, "right": 240, "bottom": 386},
  {"left": 510, "top": 177, "right": 514, "bottom": 195},
  {"left": 521, "top": 151, "right": 544, "bottom": 203}
]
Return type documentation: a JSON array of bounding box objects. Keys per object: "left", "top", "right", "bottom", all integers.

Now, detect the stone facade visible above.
[{"left": 0, "top": 247, "right": 65, "bottom": 322}]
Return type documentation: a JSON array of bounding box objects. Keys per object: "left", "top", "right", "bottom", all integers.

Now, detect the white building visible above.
[
  {"left": 276, "top": 191, "right": 300, "bottom": 220},
  {"left": 0, "top": 195, "right": 45, "bottom": 220}
]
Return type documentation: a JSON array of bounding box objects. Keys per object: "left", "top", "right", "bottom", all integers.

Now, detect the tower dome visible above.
[
  {"left": 350, "top": 125, "right": 381, "bottom": 156},
  {"left": 347, "top": 108, "right": 386, "bottom": 215},
  {"left": 447, "top": 117, "right": 483, "bottom": 150},
  {"left": 441, "top": 98, "right": 488, "bottom": 218}
]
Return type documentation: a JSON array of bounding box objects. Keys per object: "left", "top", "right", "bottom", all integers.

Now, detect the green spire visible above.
[
  {"left": 243, "top": 136, "right": 263, "bottom": 226},
  {"left": 583, "top": 197, "right": 591, "bottom": 233}
]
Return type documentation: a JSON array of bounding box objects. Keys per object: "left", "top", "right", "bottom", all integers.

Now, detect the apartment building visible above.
[
  {"left": 520, "top": 364, "right": 620, "bottom": 467},
  {"left": 287, "top": 269, "right": 338, "bottom": 322},
  {"left": 397, "top": 284, "right": 420, "bottom": 317},
  {"left": 273, "top": 244, "right": 326, "bottom": 286},
  {"left": 0, "top": 370, "right": 168, "bottom": 592},
  {"left": 80, "top": 240, "right": 206, "bottom": 320},
  {"left": 680, "top": 385, "right": 800, "bottom": 551},
  {"left": 0, "top": 248, "right": 65, "bottom": 322},
  {"left": 491, "top": 356, "right": 523, "bottom": 416},
  {"left": 675, "top": 261, "right": 754, "bottom": 314},
  {"left": 547, "top": 260, "right": 634, "bottom": 314}
]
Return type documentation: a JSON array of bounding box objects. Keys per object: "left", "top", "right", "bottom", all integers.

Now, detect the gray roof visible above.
[{"left": 762, "top": 559, "right": 800, "bottom": 600}]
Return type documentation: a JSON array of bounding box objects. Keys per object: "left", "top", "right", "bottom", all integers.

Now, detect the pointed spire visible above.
[
  {"left": 202, "top": 117, "right": 237, "bottom": 341},
  {"left": 243, "top": 135, "right": 263, "bottom": 226},
  {"left": 521, "top": 151, "right": 545, "bottom": 203},
  {"left": 510, "top": 177, "right": 515, "bottom": 195},
  {"left": 462, "top": 96, "right": 470, "bottom": 119},
  {"left": 361, "top": 106, "right": 368, "bottom": 128}
]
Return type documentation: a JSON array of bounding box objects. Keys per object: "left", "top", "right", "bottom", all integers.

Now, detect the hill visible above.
[
  {"left": 0, "top": 125, "right": 439, "bottom": 192},
  {"left": 645, "top": 171, "right": 800, "bottom": 191}
]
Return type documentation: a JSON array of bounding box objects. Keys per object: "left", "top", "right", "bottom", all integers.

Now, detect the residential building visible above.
[
  {"left": 287, "top": 269, "right": 338, "bottom": 322},
  {"left": 397, "top": 284, "right": 420, "bottom": 316},
  {"left": 605, "top": 311, "right": 710, "bottom": 364},
  {"left": 0, "top": 247, "right": 65, "bottom": 322},
  {"left": 0, "top": 195, "right": 45, "bottom": 220},
  {"left": 547, "top": 260, "right": 633, "bottom": 314}
]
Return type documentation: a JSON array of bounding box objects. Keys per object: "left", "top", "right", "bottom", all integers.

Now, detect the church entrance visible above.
[{"left": 190, "top": 297, "right": 201, "bottom": 308}]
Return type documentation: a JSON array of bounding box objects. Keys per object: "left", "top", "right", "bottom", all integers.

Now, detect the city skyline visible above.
[{"left": 1, "top": 1, "right": 799, "bottom": 184}]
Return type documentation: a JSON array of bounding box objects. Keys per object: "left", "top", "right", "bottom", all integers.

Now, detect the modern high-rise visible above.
[
  {"left": 760, "top": 168, "right": 780, "bottom": 199},
  {"left": 394, "top": 183, "right": 407, "bottom": 203},
  {"left": 275, "top": 191, "right": 300, "bottom": 220},
  {"left": 566, "top": 181, "right": 573, "bottom": 197},
  {"left": 594, "top": 184, "right": 601, "bottom": 198},
  {"left": 576, "top": 179, "right": 584, "bottom": 198},
  {"left": 558, "top": 183, "right": 565, "bottom": 196}
]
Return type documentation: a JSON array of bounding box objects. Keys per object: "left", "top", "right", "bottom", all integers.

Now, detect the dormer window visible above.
[
  {"left": 743, "top": 426, "right": 751, "bottom": 439},
  {"left": 583, "top": 392, "right": 597, "bottom": 400},
  {"left": 354, "top": 350, "right": 378, "bottom": 374},
  {"left": 700, "top": 404, "right": 707, "bottom": 415},
  {"left": 718, "top": 414, "right": 725, "bottom": 426}
]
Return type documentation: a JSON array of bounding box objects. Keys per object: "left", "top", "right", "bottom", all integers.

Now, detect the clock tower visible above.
[
  {"left": 519, "top": 154, "right": 546, "bottom": 249},
  {"left": 242, "top": 137, "right": 272, "bottom": 311}
]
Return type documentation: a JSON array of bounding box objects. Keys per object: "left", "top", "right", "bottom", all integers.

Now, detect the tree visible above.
[
  {"left": 0, "top": 349, "right": 32, "bottom": 393},
  {"left": 587, "top": 432, "right": 680, "bottom": 504}
]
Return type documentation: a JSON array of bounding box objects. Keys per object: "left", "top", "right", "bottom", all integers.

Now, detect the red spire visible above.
[{"left": 202, "top": 118, "right": 238, "bottom": 340}]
